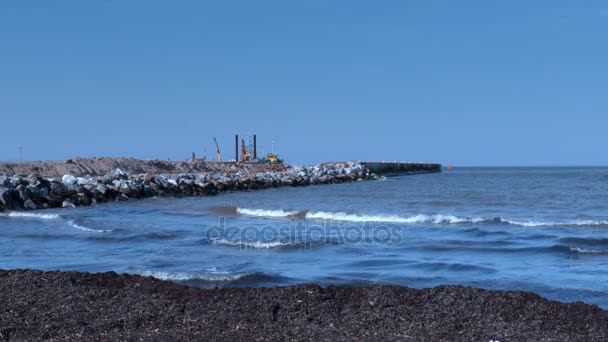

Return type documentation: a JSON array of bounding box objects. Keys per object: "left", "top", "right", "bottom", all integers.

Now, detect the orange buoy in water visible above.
[{"left": 448, "top": 163, "right": 453, "bottom": 170}]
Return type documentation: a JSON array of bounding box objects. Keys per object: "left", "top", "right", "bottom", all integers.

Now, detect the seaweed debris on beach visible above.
[{"left": 0, "top": 270, "right": 606, "bottom": 341}]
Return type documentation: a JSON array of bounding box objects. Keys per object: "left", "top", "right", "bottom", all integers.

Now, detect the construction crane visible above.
[
  {"left": 213, "top": 137, "right": 222, "bottom": 163},
  {"left": 241, "top": 139, "right": 247, "bottom": 162}
]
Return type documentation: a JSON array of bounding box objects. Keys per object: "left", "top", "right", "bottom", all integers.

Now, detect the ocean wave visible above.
[
  {"left": 141, "top": 270, "right": 251, "bottom": 282},
  {"left": 211, "top": 238, "right": 296, "bottom": 249},
  {"left": 305, "top": 211, "right": 488, "bottom": 224},
  {"left": 479, "top": 244, "right": 608, "bottom": 256},
  {"left": 138, "top": 270, "right": 287, "bottom": 286},
  {"left": 236, "top": 207, "right": 301, "bottom": 218},
  {"left": 0, "top": 212, "right": 60, "bottom": 220},
  {"left": 0, "top": 211, "right": 113, "bottom": 232},
  {"left": 89, "top": 231, "right": 180, "bottom": 242},
  {"left": 569, "top": 247, "right": 608, "bottom": 255},
  {"left": 67, "top": 220, "right": 112, "bottom": 233},
  {"left": 499, "top": 218, "right": 608, "bottom": 227},
  {"left": 559, "top": 237, "right": 608, "bottom": 246},
  {"left": 413, "top": 261, "right": 496, "bottom": 273},
  {"left": 234, "top": 207, "right": 608, "bottom": 227},
  {"left": 463, "top": 227, "right": 512, "bottom": 237},
  {"left": 235, "top": 207, "right": 490, "bottom": 224}
]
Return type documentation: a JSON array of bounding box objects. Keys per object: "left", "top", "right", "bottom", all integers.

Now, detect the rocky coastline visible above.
[
  {"left": 0, "top": 160, "right": 378, "bottom": 212},
  {"left": 1, "top": 269, "right": 606, "bottom": 341}
]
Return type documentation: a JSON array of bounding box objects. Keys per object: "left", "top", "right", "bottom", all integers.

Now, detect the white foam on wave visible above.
[
  {"left": 234, "top": 207, "right": 608, "bottom": 227},
  {"left": 67, "top": 220, "right": 111, "bottom": 233},
  {"left": 304, "top": 211, "right": 487, "bottom": 224},
  {"left": 211, "top": 238, "right": 292, "bottom": 249},
  {"left": 501, "top": 218, "right": 608, "bottom": 227},
  {"left": 140, "top": 270, "right": 249, "bottom": 282},
  {"left": 305, "top": 211, "right": 409, "bottom": 223},
  {"left": 236, "top": 207, "right": 300, "bottom": 218},
  {"left": 570, "top": 247, "right": 608, "bottom": 255},
  {"left": 0, "top": 212, "right": 61, "bottom": 220},
  {"left": 0, "top": 211, "right": 113, "bottom": 232}
]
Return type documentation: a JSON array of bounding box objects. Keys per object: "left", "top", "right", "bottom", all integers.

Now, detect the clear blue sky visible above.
[{"left": 1, "top": 1, "right": 606, "bottom": 166}]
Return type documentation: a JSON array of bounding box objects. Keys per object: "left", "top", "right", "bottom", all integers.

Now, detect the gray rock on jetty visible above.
[{"left": 0, "top": 162, "right": 378, "bottom": 212}]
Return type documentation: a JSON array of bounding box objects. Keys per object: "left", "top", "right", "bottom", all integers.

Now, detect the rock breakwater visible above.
[{"left": 0, "top": 162, "right": 377, "bottom": 212}]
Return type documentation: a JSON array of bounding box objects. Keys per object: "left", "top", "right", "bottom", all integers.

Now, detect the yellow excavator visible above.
[{"left": 213, "top": 137, "right": 222, "bottom": 163}]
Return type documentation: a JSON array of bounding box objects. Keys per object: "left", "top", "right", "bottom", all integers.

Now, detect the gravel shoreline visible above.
[{"left": 1, "top": 270, "right": 606, "bottom": 341}]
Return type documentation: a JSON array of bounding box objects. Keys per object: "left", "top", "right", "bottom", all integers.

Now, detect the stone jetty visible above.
[
  {"left": 0, "top": 161, "right": 378, "bottom": 212},
  {"left": 361, "top": 161, "right": 442, "bottom": 176}
]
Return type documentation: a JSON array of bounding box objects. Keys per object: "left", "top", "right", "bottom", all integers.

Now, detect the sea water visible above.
[{"left": 1, "top": 167, "right": 608, "bottom": 307}]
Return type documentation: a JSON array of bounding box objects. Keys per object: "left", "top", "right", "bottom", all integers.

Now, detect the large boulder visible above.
[
  {"left": 43, "top": 194, "right": 65, "bottom": 208},
  {"left": 62, "top": 199, "right": 75, "bottom": 208},
  {"left": 62, "top": 175, "right": 77, "bottom": 185},
  {"left": 112, "top": 168, "right": 128, "bottom": 180},
  {"left": 77, "top": 177, "right": 96, "bottom": 186},
  {"left": 154, "top": 175, "right": 169, "bottom": 188},
  {"left": 95, "top": 183, "right": 108, "bottom": 195},
  {"left": 0, "top": 186, "right": 14, "bottom": 208},
  {"left": 10, "top": 176, "right": 26, "bottom": 187},
  {"left": 143, "top": 172, "right": 155, "bottom": 182},
  {"left": 101, "top": 168, "right": 129, "bottom": 184},
  {"left": 23, "top": 199, "right": 41, "bottom": 210}
]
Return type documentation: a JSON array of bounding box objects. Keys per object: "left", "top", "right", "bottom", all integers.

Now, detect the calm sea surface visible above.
[{"left": 2, "top": 167, "right": 608, "bottom": 307}]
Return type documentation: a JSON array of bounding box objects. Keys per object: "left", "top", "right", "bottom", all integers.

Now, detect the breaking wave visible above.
[
  {"left": 141, "top": 270, "right": 253, "bottom": 282},
  {"left": 137, "top": 270, "right": 290, "bottom": 287},
  {"left": 304, "top": 211, "right": 488, "bottom": 224},
  {"left": 570, "top": 247, "right": 608, "bottom": 255},
  {"left": 235, "top": 207, "right": 608, "bottom": 227},
  {"left": 211, "top": 238, "right": 297, "bottom": 249},
  {"left": 67, "top": 220, "right": 112, "bottom": 233},
  {"left": 499, "top": 219, "right": 608, "bottom": 227},
  {"left": 0, "top": 211, "right": 113, "bottom": 232},
  {"left": 0, "top": 212, "right": 60, "bottom": 220},
  {"left": 236, "top": 207, "right": 301, "bottom": 218}
]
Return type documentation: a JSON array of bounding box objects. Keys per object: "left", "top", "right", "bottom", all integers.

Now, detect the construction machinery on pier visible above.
[
  {"left": 210, "top": 134, "right": 282, "bottom": 164},
  {"left": 213, "top": 137, "right": 222, "bottom": 163}
]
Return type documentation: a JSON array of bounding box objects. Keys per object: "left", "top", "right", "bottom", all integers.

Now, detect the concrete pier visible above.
[{"left": 361, "top": 162, "right": 442, "bottom": 176}]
